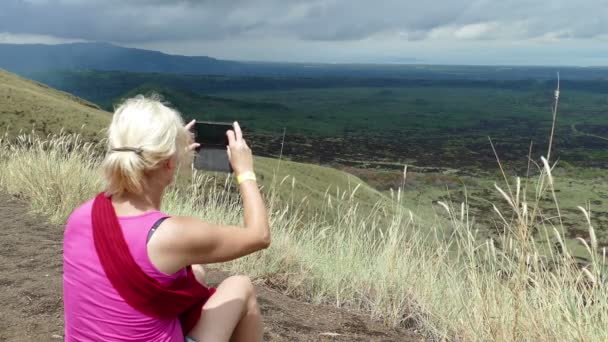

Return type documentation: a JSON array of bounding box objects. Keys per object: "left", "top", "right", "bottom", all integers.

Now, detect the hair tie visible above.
[{"left": 111, "top": 147, "right": 144, "bottom": 156}]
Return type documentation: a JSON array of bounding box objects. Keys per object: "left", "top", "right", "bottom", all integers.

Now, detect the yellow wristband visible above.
[{"left": 236, "top": 171, "right": 256, "bottom": 184}]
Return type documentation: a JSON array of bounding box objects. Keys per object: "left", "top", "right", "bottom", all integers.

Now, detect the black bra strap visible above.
[{"left": 147, "top": 217, "right": 169, "bottom": 243}]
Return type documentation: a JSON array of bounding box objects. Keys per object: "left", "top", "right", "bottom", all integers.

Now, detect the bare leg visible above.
[
  {"left": 229, "top": 283, "right": 263, "bottom": 342},
  {"left": 188, "top": 275, "right": 263, "bottom": 342}
]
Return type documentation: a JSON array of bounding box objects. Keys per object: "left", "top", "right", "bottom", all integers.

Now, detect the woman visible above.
[{"left": 63, "top": 95, "right": 270, "bottom": 342}]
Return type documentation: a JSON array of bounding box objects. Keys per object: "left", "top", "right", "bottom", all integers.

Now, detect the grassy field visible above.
[
  {"left": 2, "top": 67, "right": 607, "bottom": 249},
  {"left": 2, "top": 132, "right": 608, "bottom": 341},
  {"left": 0, "top": 68, "right": 391, "bottom": 214},
  {"left": 21, "top": 69, "right": 608, "bottom": 169},
  {"left": 207, "top": 86, "right": 608, "bottom": 169},
  {"left": 2, "top": 68, "right": 608, "bottom": 340}
]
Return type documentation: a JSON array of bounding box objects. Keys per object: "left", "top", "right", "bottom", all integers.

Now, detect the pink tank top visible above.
[{"left": 63, "top": 199, "right": 187, "bottom": 341}]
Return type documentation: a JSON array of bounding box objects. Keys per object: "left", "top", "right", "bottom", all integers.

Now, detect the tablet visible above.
[{"left": 193, "top": 121, "right": 233, "bottom": 173}]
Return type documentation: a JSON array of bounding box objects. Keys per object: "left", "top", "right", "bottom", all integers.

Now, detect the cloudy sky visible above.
[{"left": 1, "top": 0, "right": 607, "bottom": 65}]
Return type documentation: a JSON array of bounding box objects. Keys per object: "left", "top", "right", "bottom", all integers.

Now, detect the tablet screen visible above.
[{"left": 194, "top": 121, "right": 232, "bottom": 147}]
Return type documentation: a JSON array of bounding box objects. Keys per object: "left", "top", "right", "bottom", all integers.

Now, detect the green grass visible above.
[
  {"left": 117, "top": 84, "right": 292, "bottom": 130},
  {"left": 0, "top": 68, "right": 392, "bottom": 216},
  {"left": 254, "top": 156, "right": 389, "bottom": 213},
  {"left": 107, "top": 83, "right": 608, "bottom": 173},
  {"left": 201, "top": 86, "right": 606, "bottom": 138},
  {"left": 22, "top": 69, "right": 608, "bottom": 139},
  {"left": 3, "top": 67, "right": 606, "bottom": 252},
  {"left": 105, "top": 85, "right": 556, "bottom": 135},
  {"left": 17, "top": 69, "right": 608, "bottom": 173}
]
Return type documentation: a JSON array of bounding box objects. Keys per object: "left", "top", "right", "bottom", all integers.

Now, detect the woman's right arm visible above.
[{"left": 148, "top": 122, "right": 270, "bottom": 271}]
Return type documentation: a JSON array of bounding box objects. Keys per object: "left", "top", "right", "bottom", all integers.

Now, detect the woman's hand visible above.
[
  {"left": 185, "top": 119, "right": 200, "bottom": 152},
  {"left": 144, "top": 121, "right": 270, "bottom": 271},
  {"left": 226, "top": 122, "right": 254, "bottom": 175}
]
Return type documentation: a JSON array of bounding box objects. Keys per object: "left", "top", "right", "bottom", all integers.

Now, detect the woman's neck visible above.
[{"left": 113, "top": 185, "right": 165, "bottom": 214}]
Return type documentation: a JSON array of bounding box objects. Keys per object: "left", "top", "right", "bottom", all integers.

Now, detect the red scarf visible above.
[{"left": 91, "top": 192, "right": 215, "bottom": 334}]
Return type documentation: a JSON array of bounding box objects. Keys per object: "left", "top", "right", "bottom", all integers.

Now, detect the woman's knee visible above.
[
  {"left": 223, "top": 275, "right": 255, "bottom": 298},
  {"left": 191, "top": 276, "right": 259, "bottom": 339},
  {"left": 222, "top": 275, "right": 258, "bottom": 313}
]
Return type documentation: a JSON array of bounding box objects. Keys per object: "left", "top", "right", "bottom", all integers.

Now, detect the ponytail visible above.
[
  {"left": 101, "top": 95, "right": 189, "bottom": 197},
  {"left": 102, "top": 149, "right": 146, "bottom": 196}
]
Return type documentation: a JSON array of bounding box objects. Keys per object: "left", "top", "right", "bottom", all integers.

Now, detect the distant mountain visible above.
[
  {"left": 1, "top": 42, "right": 607, "bottom": 80},
  {"left": 0, "top": 42, "right": 243, "bottom": 75}
]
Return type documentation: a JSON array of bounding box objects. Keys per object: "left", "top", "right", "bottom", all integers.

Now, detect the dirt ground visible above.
[{"left": 0, "top": 192, "right": 422, "bottom": 341}]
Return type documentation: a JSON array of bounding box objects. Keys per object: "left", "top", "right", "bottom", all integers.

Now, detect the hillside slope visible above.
[
  {"left": 254, "top": 156, "right": 390, "bottom": 214},
  {"left": 0, "top": 68, "right": 110, "bottom": 139},
  {"left": 0, "top": 42, "right": 240, "bottom": 75}
]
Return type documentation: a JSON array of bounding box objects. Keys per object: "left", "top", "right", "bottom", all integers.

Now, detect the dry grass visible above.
[
  {"left": 0, "top": 69, "right": 605, "bottom": 340},
  {"left": 0, "top": 69, "right": 110, "bottom": 139},
  {"left": 1, "top": 131, "right": 607, "bottom": 341}
]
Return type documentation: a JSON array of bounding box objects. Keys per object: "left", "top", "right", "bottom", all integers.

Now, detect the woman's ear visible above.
[{"left": 164, "top": 157, "right": 175, "bottom": 171}]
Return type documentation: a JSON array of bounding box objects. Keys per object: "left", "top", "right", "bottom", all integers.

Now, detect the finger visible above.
[
  {"left": 188, "top": 143, "right": 200, "bottom": 151},
  {"left": 233, "top": 121, "right": 243, "bottom": 141},
  {"left": 226, "top": 130, "right": 236, "bottom": 146},
  {"left": 185, "top": 119, "right": 196, "bottom": 131}
]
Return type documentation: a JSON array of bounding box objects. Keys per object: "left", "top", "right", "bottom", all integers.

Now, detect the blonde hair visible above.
[{"left": 102, "top": 95, "right": 190, "bottom": 197}]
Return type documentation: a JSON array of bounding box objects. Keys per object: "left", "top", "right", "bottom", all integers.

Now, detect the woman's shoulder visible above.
[{"left": 66, "top": 197, "right": 96, "bottom": 226}]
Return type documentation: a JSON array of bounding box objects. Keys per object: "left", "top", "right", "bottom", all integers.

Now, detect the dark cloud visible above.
[
  {"left": 0, "top": 0, "right": 607, "bottom": 44},
  {"left": 0, "top": 0, "right": 261, "bottom": 42}
]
